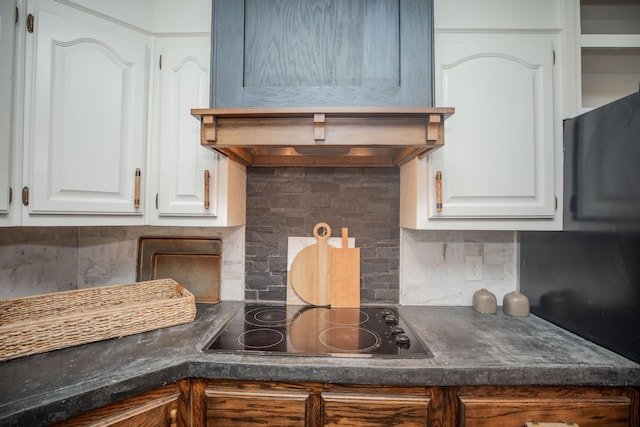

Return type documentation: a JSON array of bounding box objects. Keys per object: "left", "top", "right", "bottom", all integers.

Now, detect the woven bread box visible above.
[{"left": 0, "top": 279, "right": 196, "bottom": 362}]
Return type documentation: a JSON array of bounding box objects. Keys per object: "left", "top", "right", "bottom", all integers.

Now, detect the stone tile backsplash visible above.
[{"left": 245, "top": 167, "right": 401, "bottom": 304}]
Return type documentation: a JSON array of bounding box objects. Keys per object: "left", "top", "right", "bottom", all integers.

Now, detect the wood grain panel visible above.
[
  {"left": 244, "top": 0, "right": 399, "bottom": 88},
  {"left": 212, "top": 0, "right": 433, "bottom": 107},
  {"left": 198, "top": 380, "right": 439, "bottom": 427},
  {"left": 460, "top": 399, "right": 630, "bottom": 427},
  {"left": 322, "top": 390, "right": 430, "bottom": 426},
  {"left": 54, "top": 381, "right": 190, "bottom": 427},
  {"left": 205, "top": 384, "right": 310, "bottom": 426},
  {"left": 457, "top": 386, "right": 634, "bottom": 427}
]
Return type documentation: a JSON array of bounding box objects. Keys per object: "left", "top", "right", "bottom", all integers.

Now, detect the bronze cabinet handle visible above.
[
  {"left": 525, "top": 423, "right": 579, "bottom": 427},
  {"left": 134, "top": 168, "right": 141, "bottom": 208},
  {"left": 204, "top": 169, "right": 211, "bottom": 210},
  {"left": 435, "top": 170, "right": 442, "bottom": 213}
]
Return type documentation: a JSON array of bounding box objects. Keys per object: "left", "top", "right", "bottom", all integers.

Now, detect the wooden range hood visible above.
[{"left": 192, "top": 107, "right": 454, "bottom": 167}]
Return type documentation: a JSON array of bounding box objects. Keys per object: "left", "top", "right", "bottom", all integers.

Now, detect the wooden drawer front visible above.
[
  {"left": 53, "top": 382, "right": 187, "bottom": 427},
  {"left": 458, "top": 397, "right": 631, "bottom": 427},
  {"left": 57, "top": 395, "right": 179, "bottom": 427},
  {"left": 204, "top": 386, "right": 309, "bottom": 426},
  {"left": 321, "top": 391, "right": 430, "bottom": 427}
]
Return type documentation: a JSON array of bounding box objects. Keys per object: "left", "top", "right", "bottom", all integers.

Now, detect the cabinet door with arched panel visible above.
[{"left": 22, "top": 0, "right": 149, "bottom": 224}]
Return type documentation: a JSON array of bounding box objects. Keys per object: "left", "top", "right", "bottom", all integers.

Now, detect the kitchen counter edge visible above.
[{"left": 1, "top": 302, "right": 638, "bottom": 426}]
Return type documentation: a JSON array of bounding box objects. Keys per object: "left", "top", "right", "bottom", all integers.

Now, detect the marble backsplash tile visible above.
[
  {"left": 0, "top": 226, "right": 245, "bottom": 301},
  {"left": 77, "top": 226, "right": 245, "bottom": 302},
  {"left": 400, "top": 229, "right": 517, "bottom": 305},
  {"left": 0, "top": 227, "right": 78, "bottom": 298}
]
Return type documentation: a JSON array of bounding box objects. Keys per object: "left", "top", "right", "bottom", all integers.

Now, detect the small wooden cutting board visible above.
[
  {"left": 290, "top": 223, "right": 333, "bottom": 306},
  {"left": 330, "top": 227, "right": 360, "bottom": 307}
]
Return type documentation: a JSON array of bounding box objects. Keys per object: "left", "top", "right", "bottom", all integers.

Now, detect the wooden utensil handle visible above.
[
  {"left": 313, "top": 222, "right": 332, "bottom": 241},
  {"left": 342, "top": 227, "right": 348, "bottom": 248}
]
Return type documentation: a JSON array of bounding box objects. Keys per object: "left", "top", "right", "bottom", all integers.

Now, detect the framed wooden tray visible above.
[{"left": 137, "top": 237, "right": 221, "bottom": 303}]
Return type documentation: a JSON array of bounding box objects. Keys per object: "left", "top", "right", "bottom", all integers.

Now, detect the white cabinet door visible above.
[
  {"left": 22, "top": 0, "right": 149, "bottom": 220},
  {"left": 429, "top": 35, "right": 556, "bottom": 219},
  {"left": 152, "top": 36, "right": 217, "bottom": 218},
  {"left": 0, "top": 0, "right": 15, "bottom": 214}
]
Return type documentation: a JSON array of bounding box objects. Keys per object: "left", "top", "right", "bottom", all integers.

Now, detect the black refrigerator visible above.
[{"left": 520, "top": 92, "right": 640, "bottom": 364}]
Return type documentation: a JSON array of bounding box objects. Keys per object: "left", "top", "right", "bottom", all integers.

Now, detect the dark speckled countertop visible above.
[{"left": 1, "top": 302, "right": 638, "bottom": 426}]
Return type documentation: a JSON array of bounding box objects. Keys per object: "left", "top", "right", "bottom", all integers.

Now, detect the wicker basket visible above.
[{"left": 0, "top": 279, "right": 196, "bottom": 362}]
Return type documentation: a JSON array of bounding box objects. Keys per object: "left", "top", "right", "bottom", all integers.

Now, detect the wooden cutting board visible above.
[
  {"left": 330, "top": 228, "right": 360, "bottom": 307},
  {"left": 290, "top": 223, "right": 333, "bottom": 306}
]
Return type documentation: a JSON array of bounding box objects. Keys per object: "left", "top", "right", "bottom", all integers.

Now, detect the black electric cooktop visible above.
[{"left": 204, "top": 304, "right": 433, "bottom": 358}]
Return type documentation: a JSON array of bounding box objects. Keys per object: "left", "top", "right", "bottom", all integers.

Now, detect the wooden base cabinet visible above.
[
  {"left": 457, "top": 386, "right": 639, "bottom": 427},
  {"left": 203, "top": 382, "right": 310, "bottom": 426},
  {"left": 54, "top": 380, "right": 190, "bottom": 427},
  {"left": 193, "top": 381, "right": 639, "bottom": 427},
  {"left": 194, "top": 380, "right": 438, "bottom": 427},
  {"left": 47, "top": 380, "right": 639, "bottom": 427},
  {"left": 321, "top": 390, "right": 431, "bottom": 427}
]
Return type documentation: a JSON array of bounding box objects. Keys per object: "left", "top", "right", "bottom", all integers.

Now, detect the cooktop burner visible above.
[{"left": 204, "top": 304, "right": 433, "bottom": 358}]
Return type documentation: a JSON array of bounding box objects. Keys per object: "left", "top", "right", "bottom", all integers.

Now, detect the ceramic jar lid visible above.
[
  {"left": 503, "top": 291, "right": 530, "bottom": 317},
  {"left": 472, "top": 288, "right": 497, "bottom": 314}
]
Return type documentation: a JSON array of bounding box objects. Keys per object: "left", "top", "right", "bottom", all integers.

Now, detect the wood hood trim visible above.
[{"left": 192, "top": 107, "right": 454, "bottom": 167}]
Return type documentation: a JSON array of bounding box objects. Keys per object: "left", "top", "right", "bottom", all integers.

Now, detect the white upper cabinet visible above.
[
  {"left": 149, "top": 36, "right": 246, "bottom": 227},
  {"left": 152, "top": 37, "right": 215, "bottom": 219},
  {"left": 400, "top": 0, "right": 567, "bottom": 230},
  {"left": 4, "top": 0, "right": 244, "bottom": 227},
  {"left": 430, "top": 36, "right": 555, "bottom": 218},
  {"left": 22, "top": 0, "right": 149, "bottom": 224},
  {"left": 0, "top": 1, "right": 15, "bottom": 217},
  {"left": 147, "top": 1, "right": 246, "bottom": 227}
]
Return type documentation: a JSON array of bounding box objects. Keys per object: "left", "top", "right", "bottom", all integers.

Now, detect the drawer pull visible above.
[{"left": 525, "top": 422, "right": 579, "bottom": 427}]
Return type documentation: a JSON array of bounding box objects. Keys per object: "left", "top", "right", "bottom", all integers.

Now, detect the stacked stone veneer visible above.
[{"left": 245, "top": 167, "right": 400, "bottom": 304}]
